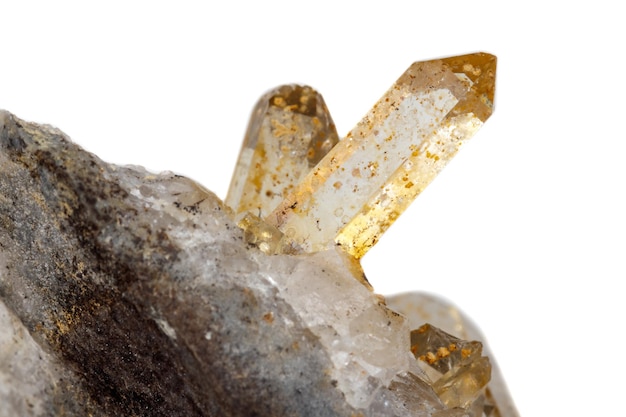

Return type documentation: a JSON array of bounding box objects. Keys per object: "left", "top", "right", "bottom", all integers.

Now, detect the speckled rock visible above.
[{"left": 0, "top": 110, "right": 447, "bottom": 417}]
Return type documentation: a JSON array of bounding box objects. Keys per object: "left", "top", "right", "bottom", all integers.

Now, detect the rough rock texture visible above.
[{"left": 0, "top": 110, "right": 447, "bottom": 416}]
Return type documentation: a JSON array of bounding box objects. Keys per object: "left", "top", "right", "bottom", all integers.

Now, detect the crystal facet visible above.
[
  {"left": 411, "top": 324, "right": 490, "bottom": 411},
  {"left": 264, "top": 53, "right": 496, "bottom": 258}
]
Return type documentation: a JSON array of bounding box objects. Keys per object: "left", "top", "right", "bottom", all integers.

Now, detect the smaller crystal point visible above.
[
  {"left": 411, "top": 324, "right": 491, "bottom": 413},
  {"left": 226, "top": 85, "right": 339, "bottom": 218},
  {"left": 411, "top": 324, "right": 484, "bottom": 375},
  {"left": 387, "top": 292, "right": 519, "bottom": 417}
]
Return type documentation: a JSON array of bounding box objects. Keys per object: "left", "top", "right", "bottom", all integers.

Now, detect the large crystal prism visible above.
[{"left": 265, "top": 53, "right": 496, "bottom": 258}]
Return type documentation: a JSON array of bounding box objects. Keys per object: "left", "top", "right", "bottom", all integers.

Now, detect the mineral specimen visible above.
[{"left": 0, "top": 52, "right": 517, "bottom": 417}]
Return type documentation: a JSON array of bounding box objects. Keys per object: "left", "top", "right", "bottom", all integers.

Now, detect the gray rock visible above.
[{"left": 0, "top": 110, "right": 444, "bottom": 416}]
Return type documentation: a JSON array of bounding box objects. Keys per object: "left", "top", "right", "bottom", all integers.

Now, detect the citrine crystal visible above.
[
  {"left": 261, "top": 53, "right": 496, "bottom": 258},
  {"left": 388, "top": 292, "right": 519, "bottom": 417},
  {"left": 226, "top": 85, "right": 339, "bottom": 219},
  {"left": 411, "top": 324, "right": 491, "bottom": 411}
]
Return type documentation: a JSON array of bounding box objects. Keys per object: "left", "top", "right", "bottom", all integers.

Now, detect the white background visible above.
[{"left": 2, "top": 2, "right": 624, "bottom": 416}]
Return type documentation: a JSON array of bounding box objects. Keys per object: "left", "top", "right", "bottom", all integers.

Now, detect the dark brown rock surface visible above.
[
  {"left": 0, "top": 111, "right": 363, "bottom": 416},
  {"left": 1, "top": 110, "right": 457, "bottom": 417}
]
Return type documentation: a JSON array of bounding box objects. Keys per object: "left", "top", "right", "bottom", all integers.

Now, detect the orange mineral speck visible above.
[{"left": 263, "top": 312, "right": 274, "bottom": 324}]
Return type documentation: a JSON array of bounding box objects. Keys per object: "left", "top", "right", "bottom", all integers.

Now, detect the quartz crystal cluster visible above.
[
  {"left": 224, "top": 52, "right": 512, "bottom": 416},
  {"left": 229, "top": 53, "right": 496, "bottom": 259},
  {"left": 0, "top": 53, "right": 517, "bottom": 417}
]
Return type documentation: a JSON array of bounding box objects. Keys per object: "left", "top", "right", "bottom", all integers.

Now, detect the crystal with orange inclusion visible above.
[
  {"left": 226, "top": 85, "right": 339, "bottom": 219},
  {"left": 266, "top": 53, "right": 496, "bottom": 258}
]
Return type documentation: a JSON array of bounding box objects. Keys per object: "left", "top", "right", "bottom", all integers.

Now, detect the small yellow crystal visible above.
[
  {"left": 226, "top": 85, "right": 339, "bottom": 219},
  {"left": 411, "top": 324, "right": 491, "bottom": 413}
]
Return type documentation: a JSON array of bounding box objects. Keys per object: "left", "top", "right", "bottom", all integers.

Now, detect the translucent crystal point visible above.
[
  {"left": 226, "top": 85, "right": 339, "bottom": 218},
  {"left": 387, "top": 292, "right": 519, "bottom": 417},
  {"left": 267, "top": 53, "right": 496, "bottom": 258},
  {"left": 411, "top": 324, "right": 490, "bottom": 409}
]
